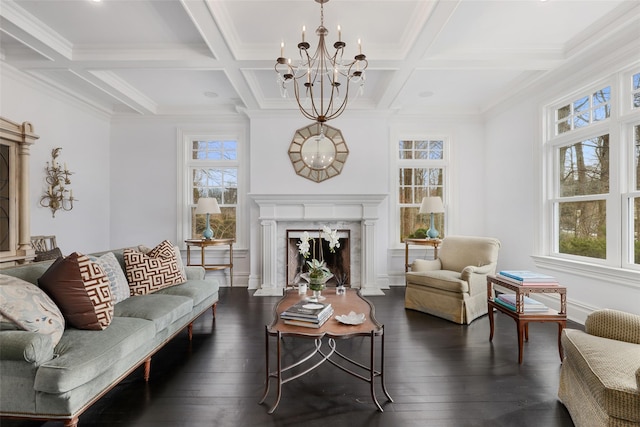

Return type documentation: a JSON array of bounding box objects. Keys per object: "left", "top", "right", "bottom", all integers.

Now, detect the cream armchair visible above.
[{"left": 404, "top": 235, "right": 501, "bottom": 324}]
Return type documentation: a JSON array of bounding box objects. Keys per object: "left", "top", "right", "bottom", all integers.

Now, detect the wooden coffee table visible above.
[{"left": 259, "top": 289, "right": 393, "bottom": 413}]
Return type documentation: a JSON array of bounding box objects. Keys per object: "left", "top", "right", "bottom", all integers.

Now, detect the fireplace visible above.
[
  {"left": 250, "top": 194, "right": 387, "bottom": 296},
  {"left": 286, "top": 229, "right": 351, "bottom": 287}
]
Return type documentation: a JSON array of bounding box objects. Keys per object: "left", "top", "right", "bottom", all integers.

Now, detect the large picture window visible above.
[
  {"left": 544, "top": 68, "right": 640, "bottom": 270},
  {"left": 397, "top": 139, "right": 447, "bottom": 243}
]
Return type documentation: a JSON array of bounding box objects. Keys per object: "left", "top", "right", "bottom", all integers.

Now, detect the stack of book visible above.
[
  {"left": 494, "top": 293, "right": 549, "bottom": 313},
  {"left": 497, "top": 270, "right": 559, "bottom": 286},
  {"left": 280, "top": 300, "right": 334, "bottom": 328}
]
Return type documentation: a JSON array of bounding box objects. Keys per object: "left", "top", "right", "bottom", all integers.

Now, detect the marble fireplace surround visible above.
[{"left": 251, "top": 194, "right": 387, "bottom": 296}]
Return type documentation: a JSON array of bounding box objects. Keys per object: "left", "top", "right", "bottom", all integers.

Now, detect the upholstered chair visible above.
[{"left": 404, "top": 235, "right": 501, "bottom": 324}]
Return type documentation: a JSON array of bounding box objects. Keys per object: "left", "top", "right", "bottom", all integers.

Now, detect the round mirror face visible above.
[
  {"left": 288, "top": 123, "right": 349, "bottom": 183},
  {"left": 301, "top": 134, "right": 336, "bottom": 170}
]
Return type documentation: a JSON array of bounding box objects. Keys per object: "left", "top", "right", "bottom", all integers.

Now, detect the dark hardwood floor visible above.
[{"left": 4, "top": 287, "right": 579, "bottom": 427}]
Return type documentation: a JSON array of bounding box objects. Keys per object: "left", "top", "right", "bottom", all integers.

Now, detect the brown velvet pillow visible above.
[{"left": 38, "top": 252, "right": 114, "bottom": 330}]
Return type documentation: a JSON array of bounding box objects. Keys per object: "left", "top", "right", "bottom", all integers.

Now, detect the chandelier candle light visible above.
[{"left": 275, "top": 0, "right": 368, "bottom": 124}]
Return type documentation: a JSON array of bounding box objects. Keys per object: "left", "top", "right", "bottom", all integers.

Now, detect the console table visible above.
[
  {"left": 404, "top": 238, "right": 441, "bottom": 272},
  {"left": 185, "top": 238, "right": 234, "bottom": 287},
  {"left": 487, "top": 275, "right": 567, "bottom": 364}
]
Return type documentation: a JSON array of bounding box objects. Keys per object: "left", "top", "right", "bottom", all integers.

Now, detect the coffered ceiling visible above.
[{"left": 1, "top": 0, "right": 637, "bottom": 117}]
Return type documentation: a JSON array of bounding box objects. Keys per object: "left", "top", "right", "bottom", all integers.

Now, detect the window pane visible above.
[
  {"left": 574, "top": 96, "right": 589, "bottom": 112},
  {"left": 635, "top": 125, "right": 640, "bottom": 191},
  {"left": 399, "top": 141, "right": 413, "bottom": 159},
  {"left": 191, "top": 206, "right": 236, "bottom": 240},
  {"left": 633, "top": 73, "right": 640, "bottom": 108},
  {"left": 558, "top": 200, "right": 606, "bottom": 259},
  {"left": 559, "top": 135, "right": 609, "bottom": 197}
]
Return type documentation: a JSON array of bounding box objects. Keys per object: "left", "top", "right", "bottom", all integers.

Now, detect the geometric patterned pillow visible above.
[
  {"left": 124, "top": 240, "right": 186, "bottom": 296},
  {"left": 88, "top": 252, "right": 130, "bottom": 304},
  {"left": 0, "top": 274, "right": 65, "bottom": 346},
  {"left": 38, "top": 252, "right": 114, "bottom": 330}
]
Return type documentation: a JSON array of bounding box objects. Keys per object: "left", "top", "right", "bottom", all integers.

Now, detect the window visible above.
[
  {"left": 544, "top": 68, "right": 640, "bottom": 270},
  {"left": 397, "top": 139, "right": 447, "bottom": 242},
  {"left": 177, "top": 125, "right": 246, "bottom": 247},
  {"left": 189, "top": 140, "right": 237, "bottom": 240}
]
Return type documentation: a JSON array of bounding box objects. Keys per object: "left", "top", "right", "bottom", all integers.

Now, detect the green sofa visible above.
[{"left": 0, "top": 248, "right": 219, "bottom": 427}]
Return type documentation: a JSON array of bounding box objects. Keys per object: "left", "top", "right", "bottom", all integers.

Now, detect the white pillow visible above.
[{"left": 0, "top": 274, "right": 65, "bottom": 346}]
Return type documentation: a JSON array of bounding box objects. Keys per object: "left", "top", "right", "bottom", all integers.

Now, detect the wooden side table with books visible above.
[{"left": 487, "top": 273, "right": 567, "bottom": 364}]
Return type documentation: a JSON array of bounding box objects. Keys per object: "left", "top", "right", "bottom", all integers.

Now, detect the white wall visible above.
[
  {"left": 484, "top": 47, "right": 640, "bottom": 320},
  {"left": 1, "top": 64, "right": 111, "bottom": 254}
]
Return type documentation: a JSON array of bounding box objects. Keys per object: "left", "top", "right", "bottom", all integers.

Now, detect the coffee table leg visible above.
[
  {"left": 259, "top": 327, "right": 270, "bottom": 405},
  {"left": 380, "top": 328, "right": 393, "bottom": 403},
  {"left": 369, "top": 331, "right": 383, "bottom": 412},
  {"left": 269, "top": 331, "right": 283, "bottom": 414}
]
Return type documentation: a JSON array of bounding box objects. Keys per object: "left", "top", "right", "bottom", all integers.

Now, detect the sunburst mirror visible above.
[{"left": 288, "top": 123, "right": 349, "bottom": 183}]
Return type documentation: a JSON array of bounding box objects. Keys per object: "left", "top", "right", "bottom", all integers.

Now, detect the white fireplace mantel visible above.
[{"left": 249, "top": 194, "right": 387, "bottom": 296}]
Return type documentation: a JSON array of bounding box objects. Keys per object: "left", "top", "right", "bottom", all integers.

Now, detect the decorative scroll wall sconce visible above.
[{"left": 40, "top": 147, "right": 76, "bottom": 217}]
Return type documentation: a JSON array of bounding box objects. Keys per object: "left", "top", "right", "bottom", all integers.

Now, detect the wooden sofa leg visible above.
[
  {"left": 212, "top": 302, "right": 217, "bottom": 318},
  {"left": 64, "top": 416, "right": 79, "bottom": 427},
  {"left": 144, "top": 357, "right": 151, "bottom": 382},
  {"left": 188, "top": 323, "right": 193, "bottom": 341}
]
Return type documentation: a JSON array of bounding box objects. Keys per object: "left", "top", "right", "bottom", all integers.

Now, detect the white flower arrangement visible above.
[
  {"left": 297, "top": 226, "right": 341, "bottom": 259},
  {"left": 297, "top": 227, "right": 341, "bottom": 285}
]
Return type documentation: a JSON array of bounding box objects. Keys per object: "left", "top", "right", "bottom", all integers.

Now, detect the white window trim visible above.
[
  {"left": 176, "top": 123, "right": 248, "bottom": 250},
  {"left": 536, "top": 65, "right": 640, "bottom": 288}
]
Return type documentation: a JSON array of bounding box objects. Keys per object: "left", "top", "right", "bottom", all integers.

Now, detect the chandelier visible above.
[{"left": 275, "top": 0, "right": 368, "bottom": 123}]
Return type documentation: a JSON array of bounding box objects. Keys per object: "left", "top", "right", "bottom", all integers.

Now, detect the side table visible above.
[
  {"left": 487, "top": 275, "right": 567, "bottom": 364},
  {"left": 185, "top": 238, "right": 234, "bottom": 287},
  {"left": 404, "top": 238, "right": 441, "bottom": 272}
]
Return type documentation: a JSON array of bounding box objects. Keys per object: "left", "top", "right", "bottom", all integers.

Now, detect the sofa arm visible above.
[
  {"left": 184, "top": 266, "right": 206, "bottom": 280},
  {"left": 0, "top": 331, "right": 54, "bottom": 364},
  {"left": 411, "top": 259, "right": 442, "bottom": 272},
  {"left": 585, "top": 309, "right": 640, "bottom": 344}
]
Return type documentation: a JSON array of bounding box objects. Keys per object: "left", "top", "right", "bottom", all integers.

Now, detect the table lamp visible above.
[
  {"left": 195, "top": 197, "right": 221, "bottom": 240},
  {"left": 419, "top": 196, "right": 444, "bottom": 239}
]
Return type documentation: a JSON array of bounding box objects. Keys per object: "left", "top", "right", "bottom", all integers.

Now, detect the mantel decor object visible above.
[
  {"left": 288, "top": 122, "right": 348, "bottom": 183},
  {"left": 40, "top": 147, "right": 75, "bottom": 217}
]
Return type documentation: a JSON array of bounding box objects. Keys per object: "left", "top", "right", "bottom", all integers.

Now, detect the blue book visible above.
[
  {"left": 498, "top": 270, "right": 557, "bottom": 283},
  {"left": 495, "top": 293, "right": 548, "bottom": 312}
]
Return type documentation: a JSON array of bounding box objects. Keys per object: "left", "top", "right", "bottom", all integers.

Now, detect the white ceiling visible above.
[{"left": 1, "top": 0, "right": 637, "bottom": 117}]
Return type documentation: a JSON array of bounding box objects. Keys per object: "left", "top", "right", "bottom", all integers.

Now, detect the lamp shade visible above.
[
  {"left": 195, "top": 197, "right": 221, "bottom": 214},
  {"left": 419, "top": 196, "right": 444, "bottom": 214}
]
